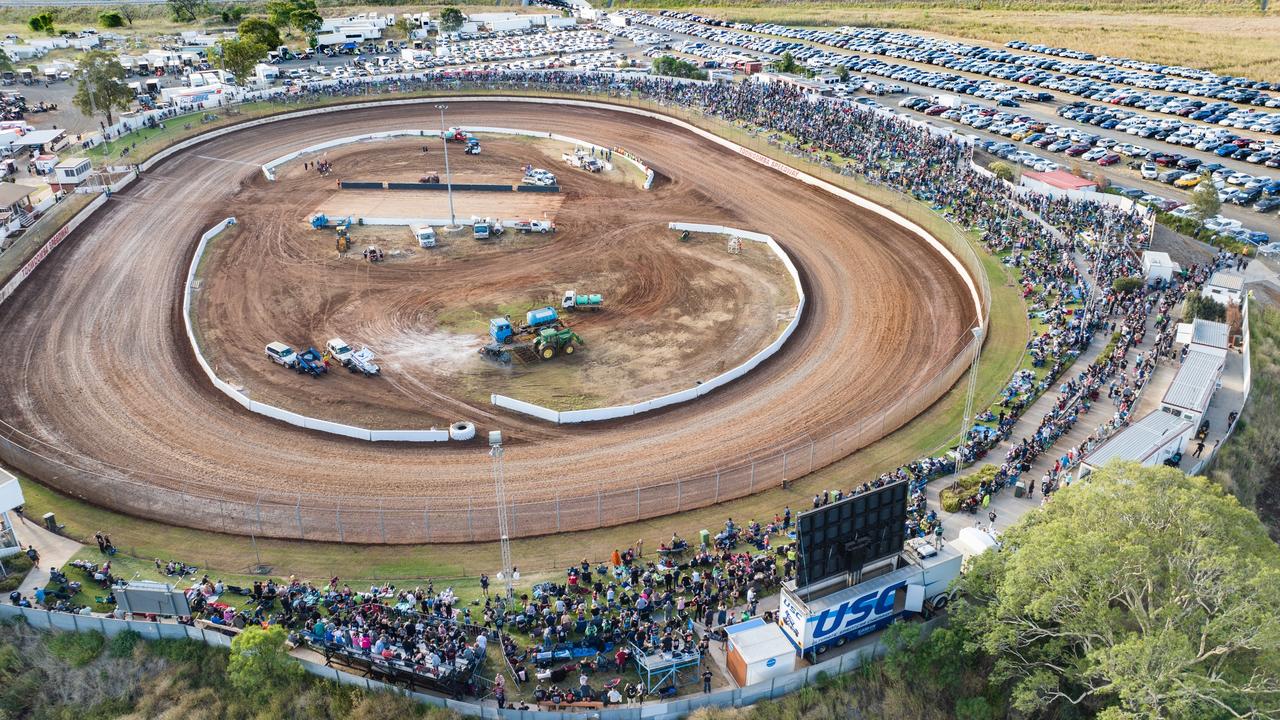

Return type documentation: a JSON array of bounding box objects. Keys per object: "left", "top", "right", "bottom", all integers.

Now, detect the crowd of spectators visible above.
[{"left": 11, "top": 69, "right": 1238, "bottom": 708}]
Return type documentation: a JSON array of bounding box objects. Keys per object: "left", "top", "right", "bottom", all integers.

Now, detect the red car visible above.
[
  {"left": 1098, "top": 154, "right": 1122, "bottom": 166},
  {"left": 925, "top": 105, "right": 948, "bottom": 116},
  {"left": 1065, "top": 144, "right": 1091, "bottom": 157}
]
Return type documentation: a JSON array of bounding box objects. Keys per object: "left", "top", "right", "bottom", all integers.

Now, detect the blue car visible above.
[{"left": 1217, "top": 144, "right": 1241, "bottom": 157}]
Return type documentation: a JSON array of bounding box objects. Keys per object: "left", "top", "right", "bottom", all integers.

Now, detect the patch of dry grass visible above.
[{"left": 621, "top": 3, "right": 1280, "bottom": 79}]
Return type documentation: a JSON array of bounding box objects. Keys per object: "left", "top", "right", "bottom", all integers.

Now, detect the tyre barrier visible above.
[{"left": 448, "top": 421, "right": 476, "bottom": 441}]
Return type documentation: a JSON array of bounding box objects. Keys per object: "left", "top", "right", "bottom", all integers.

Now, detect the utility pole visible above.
[
  {"left": 489, "top": 430, "right": 514, "bottom": 601},
  {"left": 435, "top": 103, "right": 457, "bottom": 228}
]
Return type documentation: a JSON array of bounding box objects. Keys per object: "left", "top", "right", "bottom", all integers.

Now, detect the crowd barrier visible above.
[
  {"left": 0, "top": 603, "right": 941, "bottom": 720},
  {"left": 181, "top": 217, "right": 451, "bottom": 443},
  {"left": 0, "top": 193, "right": 108, "bottom": 306},
  {"left": 491, "top": 222, "right": 805, "bottom": 424}
]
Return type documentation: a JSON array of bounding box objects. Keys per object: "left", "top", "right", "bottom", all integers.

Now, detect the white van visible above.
[{"left": 413, "top": 225, "right": 437, "bottom": 247}]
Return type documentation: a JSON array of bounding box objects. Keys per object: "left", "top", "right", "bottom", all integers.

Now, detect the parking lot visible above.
[{"left": 618, "top": 9, "right": 1280, "bottom": 246}]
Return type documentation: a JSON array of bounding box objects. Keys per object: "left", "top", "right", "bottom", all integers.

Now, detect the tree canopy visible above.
[
  {"left": 439, "top": 7, "right": 464, "bottom": 33},
  {"left": 651, "top": 55, "right": 706, "bottom": 80},
  {"left": 238, "top": 18, "right": 281, "bottom": 50},
  {"left": 72, "top": 50, "right": 133, "bottom": 126},
  {"left": 228, "top": 625, "right": 303, "bottom": 703},
  {"left": 217, "top": 38, "right": 266, "bottom": 86},
  {"left": 266, "top": 0, "right": 320, "bottom": 35},
  {"left": 1191, "top": 179, "right": 1222, "bottom": 226},
  {"left": 955, "top": 462, "right": 1280, "bottom": 720}
]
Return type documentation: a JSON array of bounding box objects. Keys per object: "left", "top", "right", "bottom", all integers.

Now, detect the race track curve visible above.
[{"left": 0, "top": 100, "right": 979, "bottom": 542}]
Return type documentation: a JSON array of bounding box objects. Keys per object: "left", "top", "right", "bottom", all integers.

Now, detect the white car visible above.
[
  {"left": 1204, "top": 216, "right": 1243, "bottom": 232},
  {"left": 266, "top": 342, "right": 297, "bottom": 367},
  {"left": 325, "top": 338, "right": 354, "bottom": 365}
]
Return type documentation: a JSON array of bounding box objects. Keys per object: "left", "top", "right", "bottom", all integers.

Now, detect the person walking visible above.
[
  {"left": 1193, "top": 440, "right": 1205, "bottom": 458},
  {"left": 702, "top": 667, "right": 713, "bottom": 693}
]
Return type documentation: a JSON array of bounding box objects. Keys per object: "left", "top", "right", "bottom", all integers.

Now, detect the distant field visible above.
[{"left": 620, "top": 3, "right": 1280, "bottom": 79}]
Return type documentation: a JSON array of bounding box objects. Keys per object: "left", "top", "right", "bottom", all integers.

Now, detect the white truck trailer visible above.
[{"left": 778, "top": 539, "right": 964, "bottom": 658}]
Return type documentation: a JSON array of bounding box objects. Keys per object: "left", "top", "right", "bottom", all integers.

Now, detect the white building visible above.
[
  {"left": 0, "top": 468, "right": 25, "bottom": 561},
  {"left": 1203, "top": 271, "right": 1244, "bottom": 306},
  {"left": 1160, "top": 346, "right": 1225, "bottom": 424},
  {"left": 1079, "top": 410, "right": 1194, "bottom": 477},
  {"left": 1141, "top": 250, "right": 1179, "bottom": 284}
]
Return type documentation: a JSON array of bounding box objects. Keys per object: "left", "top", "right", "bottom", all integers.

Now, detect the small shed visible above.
[
  {"left": 1080, "top": 410, "right": 1193, "bottom": 476},
  {"left": 1203, "top": 271, "right": 1244, "bottom": 306},
  {"left": 725, "top": 618, "right": 796, "bottom": 687},
  {"left": 1141, "top": 250, "right": 1179, "bottom": 283},
  {"left": 52, "top": 157, "right": 92, "bottom": 189},
  {"left": 32, "top": 153, "right": 58, "bottom": 174}
]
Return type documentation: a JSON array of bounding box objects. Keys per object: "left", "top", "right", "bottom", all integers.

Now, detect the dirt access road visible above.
[{"left": 0, "top": 100, "right": 976, "bottom": 542}]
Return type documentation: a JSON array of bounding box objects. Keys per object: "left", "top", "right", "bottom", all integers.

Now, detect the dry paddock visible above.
[{"left": 0, "top": 100, "right": 978, "bottom": 543}]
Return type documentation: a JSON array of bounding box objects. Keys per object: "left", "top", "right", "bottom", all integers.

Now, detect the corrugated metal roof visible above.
[
  {"left": 1162, "top": 347, "right": 1224, "bottom": 413},
  {"left": 1084, "top": 411, "right": 1192, "bottom": 468},
  {"left": 1207, "top": 271, "right": 1244, "bottom": 291},
  {"left": 1191, "top": 318, "right": 1229, "bottom": 350}
]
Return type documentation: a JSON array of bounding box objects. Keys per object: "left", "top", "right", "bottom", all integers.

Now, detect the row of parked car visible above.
[
  {"left": 436, "top": 28, "right": 612, "bottom": 65},
  {"left": 1005, "top": 41, "right": 1276, "bottom": 93},
  {"left": 647, "top": 10, "right": 1280, "bottom": 140},
  {"left": 886, "top": 96, "right": 1275, "bottom": 245}
]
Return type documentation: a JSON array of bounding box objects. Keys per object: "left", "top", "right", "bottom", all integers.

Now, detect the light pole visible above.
[
  {"left": 435, "top": 104, "right": 457, "bottom": 228},
  {"left": 489, "top": 430, "right": 514, "bottom": 601},
  {"left": 955, "top": 326, "right": 985, "bottom": 476}
]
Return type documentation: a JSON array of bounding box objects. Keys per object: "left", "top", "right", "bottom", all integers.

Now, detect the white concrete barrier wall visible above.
[
  {"left": 490, "top": 393, "right": 561, "bottom": 423},
  {"left": 183, "top": 218, "right": 449, "bottom": 443},
  {"left": 263, "top": 126, "right": 649, "bottom": 186},
  {"left": 0, "top": 193, "right": 109, "bottom": 306}
]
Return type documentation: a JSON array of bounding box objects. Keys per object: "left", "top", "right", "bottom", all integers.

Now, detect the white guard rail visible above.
[{"left": 183, "top": 218, "right": 450, "bottom": 442}]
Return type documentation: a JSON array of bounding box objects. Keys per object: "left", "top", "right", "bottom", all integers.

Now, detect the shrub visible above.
[
  {"left": 940, "top": 464, "right": 998, "bottom": 512},
  {"left": 47, "top": 630, "right": 105, "bottom": 667},
  {"left": 1112, "top": 276, "right": 1143, "bottom": 294},
  {"left": 99, "top": 11, "right": 124, "bottom": 27},
  {"left": 107, "top": 629, "right": 141, "bottom": 658},
  {"left": 0, "top": 554, "right": 34, "bottom": 594}
]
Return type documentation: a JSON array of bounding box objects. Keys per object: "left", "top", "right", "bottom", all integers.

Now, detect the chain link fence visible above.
[{"left": 0, "top": 90, "right": 991, "bottom": 544}]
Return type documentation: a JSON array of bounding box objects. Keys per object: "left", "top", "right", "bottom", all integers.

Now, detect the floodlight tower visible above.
[
  {"left": 489, "top": 430, "right": 514, "bottom": 600},
  {"left": 956, "top": 326, "right": 985, "bottom": 475},
  {"left": 436, "top": 104, "right": 457, "bottom": 228}
]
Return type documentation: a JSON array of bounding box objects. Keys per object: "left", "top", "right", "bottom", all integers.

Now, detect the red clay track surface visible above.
[{"left": 0, "top": 101, "right": 976, "bottom": 542}]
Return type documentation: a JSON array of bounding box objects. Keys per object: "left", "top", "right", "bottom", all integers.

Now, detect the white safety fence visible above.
[
  {"left": 0, "top": 603, "right": 940, "bottom": 720},
  {"left": 182, "top": 218, "right": 451, "bottom": 442},
  {"left": 0, "top": 193, "right": 108, "bottom": 306},
  {"left": 491, "top": 223, "right": 806, "bottom": 424}
]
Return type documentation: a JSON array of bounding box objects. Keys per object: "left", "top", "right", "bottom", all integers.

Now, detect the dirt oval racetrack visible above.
[{"left": 0, "top": 100, "right": 979, "bottom": 543}]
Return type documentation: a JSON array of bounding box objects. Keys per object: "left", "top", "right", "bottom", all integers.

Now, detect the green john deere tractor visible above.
[{"left": 533, "top": 327, "right": 583, "bottom": 360}]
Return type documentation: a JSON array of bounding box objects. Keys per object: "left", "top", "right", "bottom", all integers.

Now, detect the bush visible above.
[
  {"left": 107, "top": 629, "right": 141, "bottom": 658},
  {"left": 99, "top": 11, "right": 124, "bottom": 27},
  {"left": 940, "top": 465, "right": 998, "bottom": 512},
  {"left": 0, "top": 554, "right": 34, "bottom": 594},
  {"left": 1183, "top": 291, "right": 1226, "bottom": 323},
  {"left": 46, "top": 630, "right": 105, "bottom": 667},
  {"left": 1112, "top": 276, "right": 1144, "bottom": 294}
]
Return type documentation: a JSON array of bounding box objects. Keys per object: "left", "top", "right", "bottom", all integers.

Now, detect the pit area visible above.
[{"left": 193, "top": 136, "right": 799, "bottom": 425}]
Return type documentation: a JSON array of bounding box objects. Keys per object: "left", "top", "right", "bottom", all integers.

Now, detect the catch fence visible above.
[{"left": 0, "top": 91, "right": 992, "bottom": 544}]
